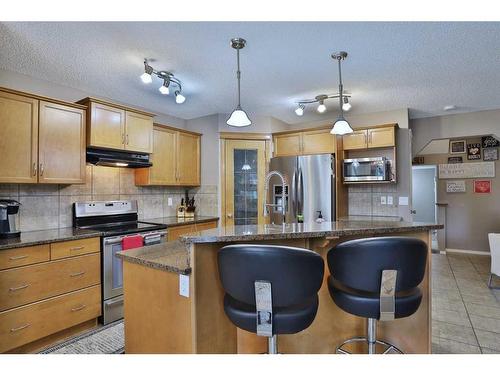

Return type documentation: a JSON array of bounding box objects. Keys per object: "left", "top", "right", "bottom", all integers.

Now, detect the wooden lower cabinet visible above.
[
  {"left": 0, "top": 285, "right": 101, "bottom": 353},
  {"left": 0, "top": 253, "right": 100, "bottom": 312},
  {"left": 167, "top": 220, "right": 218, "bottom": 242}
]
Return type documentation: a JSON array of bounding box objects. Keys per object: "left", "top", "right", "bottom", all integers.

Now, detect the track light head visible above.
[
  {"left": 317, "top": 101, "right": 327, "bottom": 113},
  {"left": 159, "top": 79, "right": 170, "bottom": 95},
  {"left": 140, "top": 60, "right": 154, "bottom": 84},
  {"left": 295, "top": 104, "right": 305, "bottom": 116},
  {"left": 175, "top": 91, "right": 186, "bottom": 104},
  {"left": 342, "top": 96, "right": 351, "bottom": 111}
]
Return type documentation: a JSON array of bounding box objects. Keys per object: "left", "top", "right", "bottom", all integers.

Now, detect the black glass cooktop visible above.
[{"left": 79, "top": 221, "right": 167, "bottom": 237}]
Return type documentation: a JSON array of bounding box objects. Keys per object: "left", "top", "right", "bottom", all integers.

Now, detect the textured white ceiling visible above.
[{"left": 1, "top": 22, "right": 500, "bottom": 124}]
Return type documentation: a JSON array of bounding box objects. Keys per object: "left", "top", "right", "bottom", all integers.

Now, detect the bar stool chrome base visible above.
[{"left": 336, "top": 318, "right": 403, "bottom": 354}]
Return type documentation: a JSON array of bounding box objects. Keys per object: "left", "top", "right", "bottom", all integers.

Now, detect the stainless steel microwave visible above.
[{"left": 343, "top": 157, "right": 392, "bottom": 182}]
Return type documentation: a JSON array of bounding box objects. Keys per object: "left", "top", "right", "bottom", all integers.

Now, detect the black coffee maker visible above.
[{"left": 0, "top": 199, "right": 21, "bottom": 238}]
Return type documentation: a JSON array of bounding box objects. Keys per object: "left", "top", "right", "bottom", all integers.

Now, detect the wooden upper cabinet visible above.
[
  {"left": 273, "top": 128, "right": 336, "bottom": 157},
  {"left": 136, "top": 126, "right": 177, "bottom": 185},
  {"left": 125, "top": 112, "right": 153, "bottom": 153},
  {"left": 78, "top": 98, "right": 154, "bottom": 153},
  {"left": 38, "top": 101, "right": 86, "bottom": 184},
  {"left": 88, "top": 102, "right": 125, "bottom": 150},
  {"left": 302, "top": 129, "right": 336, "bottom": 155},
  {"left": 273, "top": 133, "right": 302, "bottom": 157},
  {"left": 135, "top": 125, "right": 201, "bottom": 186},
  {"left": 367, "top": 126, "right": 395, "bottom": 148},
  {"left": 177, "top": 132, "right": 201, "bottom": 186},
  {"left": 342, "top": 130, "right": 368, "bottom": 150},
  {"left": 0, "top": 91, "right": 39, "bottom": 183}
]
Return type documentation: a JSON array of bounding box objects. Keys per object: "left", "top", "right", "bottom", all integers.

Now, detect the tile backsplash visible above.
[
  {"left": 0, "top": 165, "right": 218, "bottom": 232},
  {"left": 348, "top": 183, "right": 400, "bottom": 218}
]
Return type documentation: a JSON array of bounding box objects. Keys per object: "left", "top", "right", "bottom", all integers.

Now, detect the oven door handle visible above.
[{"left": 104, "top": 237, "right": 124, "bottom": 245}]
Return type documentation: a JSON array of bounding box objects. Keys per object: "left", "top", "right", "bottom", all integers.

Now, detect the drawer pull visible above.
[
  {"left": 71, "top": 304, "right": 86, "bottom": 312},
  {"left": 9, "top": 284, "right": 30, "bottom": 292},
  {"left": 70, "top": 271, "right": 86, "bottom": 277},
  {"left": 70, "top": 246, "right": 84, "bottom": 251},
  {"left": 9, "top": 255, "right": 29, "bottom": 261},
  {"left": 10, "top": 323, "right": 31, "bottom": 333}
]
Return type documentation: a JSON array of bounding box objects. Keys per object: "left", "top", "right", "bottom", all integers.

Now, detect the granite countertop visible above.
[
  {"left": 179, "top": 220, "right": 443, "bottom": 244},
  {"left": 144, "top": 216, "right": 219, "bottom": 228},
  {"left": 116, "top": 240, "right": 190, "bottom": 274},
  {"left": 0, "top": 227, "right": 102, "bottom": 251}
]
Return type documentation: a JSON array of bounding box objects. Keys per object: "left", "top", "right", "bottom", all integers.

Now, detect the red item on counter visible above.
[{"left": 122, "top": 235, "right": 144, "bottom": 251}]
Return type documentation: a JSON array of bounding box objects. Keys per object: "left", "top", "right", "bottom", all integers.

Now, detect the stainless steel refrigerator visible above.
[{"left": 267, "top": 154, "right": 335, "bottom": 224}]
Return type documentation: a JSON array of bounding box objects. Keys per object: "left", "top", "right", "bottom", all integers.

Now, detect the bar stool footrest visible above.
[{"left": 336, "top": 336, "right": 404, "bottom": 354}]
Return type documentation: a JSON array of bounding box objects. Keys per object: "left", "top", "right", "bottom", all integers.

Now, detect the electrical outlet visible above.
[
  {"left": 387, "top": 195, "right": 393, "bottom": 205},
  {"left": 179, "top": 274, "right": 190, "bottom": 297},
  {"left": 380, "top": 196, "right": 387, "bottom": 205},
  {"left": 168, "top": 197, "right": 173, "bottom": 206}
]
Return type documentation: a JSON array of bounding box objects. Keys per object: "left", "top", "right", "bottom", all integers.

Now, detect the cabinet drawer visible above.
[
  {"left": 50, "top": 237, "right": 100, "bottom": 260},
  {"left": 0, "top": 253, "right": 100, "bottom": 311},
  {"left": 195, "top": 221, "right": 218, "bottom": 232},
  {"left": 0, "top": 245, "right": 50, "bottom": 271},
  {"left": 0, "top": 285, "right": 101, "bottom": 353}
]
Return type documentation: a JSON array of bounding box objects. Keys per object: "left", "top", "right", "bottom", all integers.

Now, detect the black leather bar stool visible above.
[
  {"left": 218, "top": 244, "right": 324, "bottom": 354},
  {"left": 327, "top": 236, "right": 427, "bottom": 354}
]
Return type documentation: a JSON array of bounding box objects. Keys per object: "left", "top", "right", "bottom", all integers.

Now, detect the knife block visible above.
[{"left": 176, "top": 205, "right": 186, "bottom": 218}]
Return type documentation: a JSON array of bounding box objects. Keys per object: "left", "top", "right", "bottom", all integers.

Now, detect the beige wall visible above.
[{"left": 411, "top": 111, "right": 500, "bottom": 253}]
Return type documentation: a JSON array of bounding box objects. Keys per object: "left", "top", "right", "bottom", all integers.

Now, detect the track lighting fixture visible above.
[
  {"left": 294, "top": 92, "right": 352, "bottom": 116},
  {"left": 140, "top": 59, "right": 186, "bottom": 104}
]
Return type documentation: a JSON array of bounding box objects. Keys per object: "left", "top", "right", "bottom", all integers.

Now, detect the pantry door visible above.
[{"left": 223, "top": 139, "right": 267, "bottom": 227}]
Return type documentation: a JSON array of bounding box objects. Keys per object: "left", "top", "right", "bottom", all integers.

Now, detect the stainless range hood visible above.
[{"left": 86, "top": 148, "right": 152, "bottom": 168}]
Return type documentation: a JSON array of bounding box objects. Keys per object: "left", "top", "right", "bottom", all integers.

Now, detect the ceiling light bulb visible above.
[
  {"left": 295, "top": 104, "right": 304, "bottom": 116},
  {"left": 342, "top": 97, "right": 351, "bottom": 111},
  {"left": 175, "top": 91, "right": 186, "bottom": 104},
  {"left": 317, "top": 102, "right": 327, "bottom": 113},
  {"left": 159, "top": 81, "right": 170, "bottom": 95},
  {"left": 140, "top": 72, "right": 152, "bottom": 84}
]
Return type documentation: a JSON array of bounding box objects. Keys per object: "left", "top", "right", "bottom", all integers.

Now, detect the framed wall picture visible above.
[
  {"left": 450, "top": 140, "right": 466, "bottom": 154},
  {"left": 448, "top": 156, "right": 463, "bottom": 164},
  {"left": 482, "top": 135, "right": 500, "bottom": 148},
  {"left": 483, "top": 148, "right": 498, "bottom": 161},
  {"left": 474, "top": 180, "right": 491, "bottom": 193},
  {"left": 467, "top": 143, "right": 481, "bottom": 160}
]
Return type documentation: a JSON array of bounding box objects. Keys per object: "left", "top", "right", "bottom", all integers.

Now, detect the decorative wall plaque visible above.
[
  {"left": 438, "top": 162, "right": 495, "bottom": 179},
  {"left": 467, "top": 143, "right": 481, "bottom": 160},
  {"left": 474, "top": 180, "right": 491, "bottom": 193},
  {"left": 448, "top": 156, "right": 463, "bottom": 164},
  {"left": 446, "top": 180, "right": 466, "bottom": 193},
  {"left": 482, "top": 135, "right": 500, "bottom": 148},
  {"left": 450, "top": 140, "right": 466, "bottom": 154},
  {"left": 483, "top": 148, "right": 498, "bottom": 161}
]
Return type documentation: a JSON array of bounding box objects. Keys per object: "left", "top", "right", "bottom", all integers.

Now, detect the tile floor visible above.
[{"left": 432, "top": 252, "right": 500, "bottom": 354}]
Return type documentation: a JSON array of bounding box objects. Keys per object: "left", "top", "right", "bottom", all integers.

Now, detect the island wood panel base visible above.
[{"left": 122, "top": 232, "right": 431, "bottom": 354}]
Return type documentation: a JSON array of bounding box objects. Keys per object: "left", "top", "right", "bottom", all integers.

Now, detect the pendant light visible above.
[
  {"left": 227, "top": 38, "right": 252, "bottom": 127},
  {"left": 330, "top": 51, "right": 354, "bottom": 135}
]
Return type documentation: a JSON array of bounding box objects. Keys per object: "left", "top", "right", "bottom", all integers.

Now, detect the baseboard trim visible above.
[{"left": 445, "top": 248, "right": 490, "bottom": 256}]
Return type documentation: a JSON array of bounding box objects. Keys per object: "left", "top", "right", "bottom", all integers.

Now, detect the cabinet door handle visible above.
[
  {"left": 122, "top": 134, "right": 125, "bottom": 144},
  {"left": 70, "top": 246, "right": 84, "bottom": 251},
  {"left": 9, "top": 284, "right": 30, "bottom": 292},
  {"left": 39, "top": 163, "right": 44, "bottom": 176},
  {"left": 32, "top": 162, "right": 37, "bottom": 176},
  {"left": 9, "top": 255, "right": 28, "bottom": 261},
  {"left": 70, "top": 271, "right": 85, "bottom": 277},
  {"left": 126, "top": 134, "right": 129, "bottom": 145},
  {"left": 10, "top": 323, "right": 31, "bottom": 333},
  {"left": 71, "top": 304, "right": 86, "bottom": 312}
]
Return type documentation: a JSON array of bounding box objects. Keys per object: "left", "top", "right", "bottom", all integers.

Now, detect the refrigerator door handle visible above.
[
  {"left": 297, "top": 167, "right": 304, "bottom": 215},
  {"left": 291, "top": 170, "right": 297, "bottom": 217}
]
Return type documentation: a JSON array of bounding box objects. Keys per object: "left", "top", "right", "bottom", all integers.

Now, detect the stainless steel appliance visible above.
[
  {"left": 86, "top": 148, "right": 152, "bottom": 168},
  {"left": 0, "top": 199, "right": 21, "bottom": 239},
  {"left": 266, "top": 154, "right": 335, "bottom": 225},
  {"left": 73, "top": 200, "right": 167, "bottom": 324},
  {"left": 343, "top": 157, "right": 392, "bottom": 182}
]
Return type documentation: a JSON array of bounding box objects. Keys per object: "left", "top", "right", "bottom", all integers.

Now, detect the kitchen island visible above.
[{"left": 117, "top": 220, "right": 442, "bottom": 354}]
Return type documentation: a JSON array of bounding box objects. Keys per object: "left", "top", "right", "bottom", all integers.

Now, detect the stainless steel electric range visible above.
[{"left": 73, "top": 200, "right": 167, "bottom": 325}]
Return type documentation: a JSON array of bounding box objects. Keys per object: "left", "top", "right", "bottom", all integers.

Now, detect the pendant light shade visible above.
[
  {"left": 330, "top": 51, "right": 354, "bottom": 135},
  {"left": 227, "top": 106, "right": 252, "bottom": 127},
  {"left": 227, "top": 38, "right": 252, "bottom": 127},
  {"left": 330, "top": 116, "right": 353, "bottom": 135}
]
